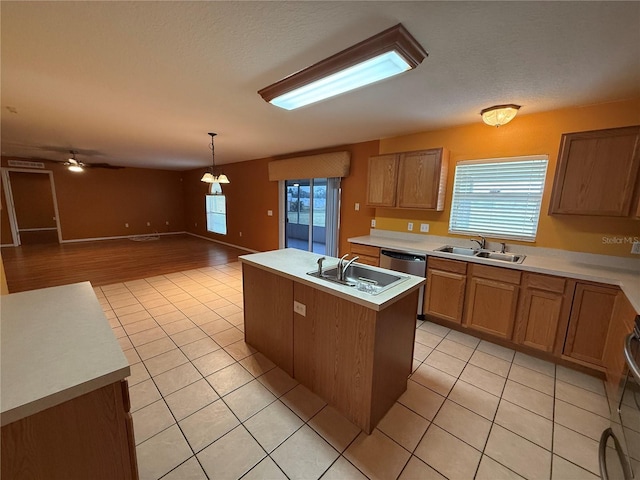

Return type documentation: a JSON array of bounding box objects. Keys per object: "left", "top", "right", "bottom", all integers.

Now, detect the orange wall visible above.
[
  {"left": 0, "top": 158, "right": 185, "bottom": 243},
  {"left": 376, "top": 98, "right": 640, "bottom": 257},
  {"left": 182, "top": 140, "right": 379, "bottom": 255}
]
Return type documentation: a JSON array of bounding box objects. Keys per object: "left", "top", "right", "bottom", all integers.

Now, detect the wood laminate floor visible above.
[{"left": 1, "top": 234, "right": 247, "bottom": 293}]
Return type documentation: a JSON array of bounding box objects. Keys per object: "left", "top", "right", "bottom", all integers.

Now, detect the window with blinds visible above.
[{"left": 448, "top": 155, "right": 548, "bottom": 242}]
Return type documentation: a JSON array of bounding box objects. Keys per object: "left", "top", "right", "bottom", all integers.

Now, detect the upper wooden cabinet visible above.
[
  {"left": 366, "top": 148, "right": 448, "bottom": 210},
  {"left": 549, "top": 125, "right": 640, "bottom": 216}
]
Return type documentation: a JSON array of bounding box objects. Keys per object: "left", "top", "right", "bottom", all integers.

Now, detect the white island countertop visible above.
[
  {"left": 1, "top": 282, "right": 130, "bottom": 426},
  {"left": 239, "top": 249, "right": 425, "bottom": 311},
  {"left": 349, "top": 233, "right": 640, "bottom": 313}
]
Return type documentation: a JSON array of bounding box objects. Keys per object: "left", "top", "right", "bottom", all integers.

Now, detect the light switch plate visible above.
[
  {"left": 355, "top": 203, "right": 360, "bottom": 211},
  {"left": 267, "top": 210, "right": 273, "bottom": 216},
  {"left": 420, "top": 223, "right": 429, "bottom": 233},
  {"left": 293, "top": 301, "right": 306, "bottom": 316},
  {"left": 407, "top": 222, "right": 413, "bottom": 231},
  {"left": 632, "top": 241, "right": 640, "bottom": 254}
]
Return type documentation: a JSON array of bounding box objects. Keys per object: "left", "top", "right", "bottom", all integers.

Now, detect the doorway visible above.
[
  {"left": 281, "top": 178, "right": 340, "bottom": 256},
  {"left": 1, "top": 169, "right": 62, "bottom": 246}
]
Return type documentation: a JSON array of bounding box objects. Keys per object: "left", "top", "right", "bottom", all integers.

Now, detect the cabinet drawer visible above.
[
  {"left": 350, "top": 243, "right": 380, "bottom": 258},
  {"left": 428, "top": 257, "right": 467, "bottom": 275},
  {"left": 356, "top": 255, "right": 380, "bottom": 267},
  {"left": 471, "top": 264, "right": 521, "bottom": 284},
  {"left": 524, "top": 273, "right": 566, "bottom": 293}
]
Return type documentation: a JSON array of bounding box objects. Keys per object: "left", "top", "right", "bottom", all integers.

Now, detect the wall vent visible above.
[{"left": 7, "top": 160, "right": 45, "bottom": 169}]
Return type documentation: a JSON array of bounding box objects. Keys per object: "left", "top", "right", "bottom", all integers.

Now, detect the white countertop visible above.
[
  {"left": 0, "top": 282, "right": 130, "bottom": 426},
  {"left": 239, "top": 248, "right": 425, "bottom": 311},
  {"left": 349, "top": 232, "right": 640, "bottom": 314}
]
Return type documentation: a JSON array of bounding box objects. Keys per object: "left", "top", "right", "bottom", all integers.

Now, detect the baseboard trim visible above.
[
  {"left": 185, "top": 232, "right": 259, "bottom": 254},
  {"left": 60, "top": 231, "right": 186, "bottom": 244}
]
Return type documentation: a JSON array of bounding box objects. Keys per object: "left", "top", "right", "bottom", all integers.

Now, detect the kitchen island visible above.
[
  {"left": 240, "top": 248, "right": 424, "bottom": 433},
  {"left": 1, "top": 282, "right": 138, "bottom": 479}
]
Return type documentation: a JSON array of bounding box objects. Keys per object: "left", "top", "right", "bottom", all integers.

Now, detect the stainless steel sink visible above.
[
  {"left": 434, "top": 245, "right": 526, "bottom": 264},
  {"left": 307, "top": 264, "right": 409, "bottom": 295},
  {"left": 435, "top": 245, "right": 477, "bottom": 256},
  {"left": 474, "top": 251, "right": 526, "bottom": 263}
]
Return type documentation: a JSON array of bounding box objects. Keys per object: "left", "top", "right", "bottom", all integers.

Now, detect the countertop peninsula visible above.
[{"left": 1, "top": 282, "right": 130, "bottom": 426}]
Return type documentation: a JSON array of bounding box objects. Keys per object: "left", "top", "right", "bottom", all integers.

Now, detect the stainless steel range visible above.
[{"left": 600, "top": 316, "right": 640, "bottom": 480}]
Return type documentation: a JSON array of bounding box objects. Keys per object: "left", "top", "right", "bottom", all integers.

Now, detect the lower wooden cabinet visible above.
[
  {"left": 513, "top": 273, "right": 575, "bottom": 353},
  {"left": 563, "top": 282, "right": 620, "bottom": 367},
  {"left": 1, "top": 380, "right": 138, "bottom": 480},
  {"left": 242, "top": 264, "right": 293, "bottom": 375},
  {"left": 349, "top": 243, "right": 380, "bottom": 267},
  {"left": 424, "top": 257, "right": 467, "bottom": 324},
  {"left": 603, "top": 292, "right": 638, "bottom": 395},
  {"left": 464, "top": 264, "right": 521, "bottom": 339}
]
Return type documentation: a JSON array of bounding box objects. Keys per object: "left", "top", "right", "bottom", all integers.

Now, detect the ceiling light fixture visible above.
[
  {"left": 480, "top": 104, "right": 521, "bottom": 127},
  {"left": 200, "top": 133, "right": 230, "bottom": 184},
  {"left": 66, "top": 151, "right": 84, "bottom": 172},
  {"left": 258, "top": 23, "right": 427, "bottom": 110}
]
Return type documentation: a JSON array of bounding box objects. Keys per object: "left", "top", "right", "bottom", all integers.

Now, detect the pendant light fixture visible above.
[
  {"left": 200, "top": 132, "right": 230, "bottom": 184},
  {"left": 258, "top": 24, "right": 427, "bottom": 110},
  {"left": 480, "top": 104, "right": 521, "bottom": 127}
]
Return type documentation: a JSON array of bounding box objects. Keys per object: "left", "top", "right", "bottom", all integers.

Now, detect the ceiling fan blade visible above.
[{"left": 85, "top": 162, "right": 124, "bottom": 169}]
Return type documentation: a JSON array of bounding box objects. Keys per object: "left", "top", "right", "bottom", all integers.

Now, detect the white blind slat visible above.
[{"left": 449, "top": 156, "right": 548, "bottom": 242}]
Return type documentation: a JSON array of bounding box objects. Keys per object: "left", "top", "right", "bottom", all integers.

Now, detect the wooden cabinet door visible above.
[
  {"left": 397, "top": 149, "right": 447, "bottom": 210},
  {"left": 243, "top": 264, "right": 294, "bottom": 375},
  {"left": 424, "top": 268, "right": 466, "bottom": 324},
  {"left": 350, "top": 243, "right": 380, "bottom": 267},
  {"left": 549, "top": 125, "right": 640, "bottom": 216},
  {"left": 514, "top": 273, "right": 572, "bottom": 353},
  {"left": 366, "top": 154, "right": 399, "bottom": 207},
  {"left": 563, "top": 283, "right": 619, "bottom": 366},
  {"left": 464, "top": 277, "right": 519, "bottom": 339},
  {"left": 602, "top": 292, "right": 638, "bottom": 396}
]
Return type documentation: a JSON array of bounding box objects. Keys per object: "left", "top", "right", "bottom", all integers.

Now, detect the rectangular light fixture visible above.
[{"left": 258, "top": 24, "right": 427, "bottom": 110}]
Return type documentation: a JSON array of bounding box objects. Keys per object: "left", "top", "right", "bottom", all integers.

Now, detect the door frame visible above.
[{"left": 1, "top": 168, "right": 63, "bottom": 246}]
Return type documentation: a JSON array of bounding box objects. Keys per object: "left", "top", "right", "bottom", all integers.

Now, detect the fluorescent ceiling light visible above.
[{"left": 259, "top": 24, "right": 427, "bottom": 110}]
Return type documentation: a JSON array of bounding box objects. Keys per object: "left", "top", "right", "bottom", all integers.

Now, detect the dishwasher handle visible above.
[{"left": 380, "top": 249, "right": 426, "bottom": 262}]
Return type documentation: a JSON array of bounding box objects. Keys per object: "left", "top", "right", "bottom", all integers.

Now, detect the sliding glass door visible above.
[{"left": 282, "top": 178, "right": 340, "bottom": 256}]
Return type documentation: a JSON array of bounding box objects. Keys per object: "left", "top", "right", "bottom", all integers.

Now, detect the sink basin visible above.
[
  {"left": 434, "top": 245, "right": 477, "bottom": 256},
  {"left": 435, "top": 245, "right": 526, "bottom": 264},
  {"left": 474, "top": 251, "right": 526, "bottom": 263},
  {"left": 307, "top": 264, "right": 408, "bottom": 295}
]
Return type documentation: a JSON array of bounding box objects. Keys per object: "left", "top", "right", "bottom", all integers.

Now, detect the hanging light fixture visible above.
[
  {"left": 200, "top": 132, "right": 230, "bottom": 184},
  {"left": 480, "top": 104, "right": 521, "bottom": 127},
  {"left": 65, "top": 151, "right": 85, "bottom": 172}
]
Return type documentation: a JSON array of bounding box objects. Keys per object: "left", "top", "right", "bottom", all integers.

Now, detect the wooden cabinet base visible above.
[{"left": 1, "top": 381, "right": 138, "bottom": 480}]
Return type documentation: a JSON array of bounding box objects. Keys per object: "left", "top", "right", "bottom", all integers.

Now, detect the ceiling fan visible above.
[{"left": 58, "top": 151, "right": 124, "bottom": 171}]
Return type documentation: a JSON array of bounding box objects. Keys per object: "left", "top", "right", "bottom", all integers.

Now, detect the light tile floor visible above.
[{"left": 96, "top": 261, "right": 607, "bottom": 480}]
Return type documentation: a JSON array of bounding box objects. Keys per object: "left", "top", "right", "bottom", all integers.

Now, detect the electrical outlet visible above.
[
  {"left": 125, "top": 223, "right": 129, "bottom": 228},
  {"left": 371, "top": 219, "right": 376, "bottom": 228},
  {"left": 293, "top": 301, "right": 306, "bottom": 316},
  {"left": 632, "top": 241, "right": 640, "bottom": 254},
  {"left": 420, "top": 223, "right": 429, "bottom": 233},
  {"left": 407, "top": 222, "right": 414, "bottom": 231},
  {"left": 146, "top": 222, "right": 151, "bottom": 226},
  {"left": 239, "top": 232, "right": 242, "bottom": 237},
  {"left": 355, "top": 203, "right": 360, "bottom": 211},
  {"left": 166, "top": 221, "right": 169, "bottom": 225},
  {"left": 195, "top": 222, "right": 197, "bottom": 227},
  {"left": 267, "top": 210, "right": 273, "bottom": 216}
]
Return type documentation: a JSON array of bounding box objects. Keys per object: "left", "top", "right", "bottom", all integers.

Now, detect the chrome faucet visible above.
[
  {"left": 339, "top": 256, "right": 359, "bottom": 281},
  {"left": 470, "top": 235, "right": 486, "bottom": 250},
  {"left": 317, "top": 257, "right": 326, "bottom": 276},
  {"left": 500, "top": 242, "right": 507, "bottom": 254}
]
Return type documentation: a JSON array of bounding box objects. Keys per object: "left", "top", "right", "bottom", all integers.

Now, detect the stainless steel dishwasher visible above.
[{"left": 379, "top": 248, "right": 427, "bottom": 319}]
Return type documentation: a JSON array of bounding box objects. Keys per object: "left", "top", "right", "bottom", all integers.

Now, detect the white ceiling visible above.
[{"left": 1, "top": 1, "right": 639, "bottom": 170}]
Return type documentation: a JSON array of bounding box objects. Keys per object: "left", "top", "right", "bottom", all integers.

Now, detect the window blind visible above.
[{"left": 449, "top": 155, "right": 548, "bottom": 242}]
